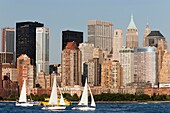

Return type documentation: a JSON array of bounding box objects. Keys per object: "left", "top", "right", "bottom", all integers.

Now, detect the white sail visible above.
[
  {"left": 78, "top": 78, "right": 88, "bottom": 106},
  {"left": 58, "top": 87, "right": 66, "bottom": 106},
  {"left": 88, "top": 85, "right": 96, "bottom": 107},
  {"left": 19, "top": 79, "right": 27, "bottom": 102},
  {"left": 48, "top": 76, "right": 58, "bottom": 105}
]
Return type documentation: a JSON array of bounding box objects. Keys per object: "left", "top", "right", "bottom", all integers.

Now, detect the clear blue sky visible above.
[{"left": 0, "top": 0, "right": 170, "bottom": 64}]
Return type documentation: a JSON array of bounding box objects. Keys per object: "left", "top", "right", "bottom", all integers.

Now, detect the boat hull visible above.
[
  {"left": 16, "top": 102, "right": 33, "bottom": 107},
  {"left": 42, "top": 106, "right": 66, "bottom": 110},
  {"left": 72, "top": 106, "right": 95, "bottom": 111}
]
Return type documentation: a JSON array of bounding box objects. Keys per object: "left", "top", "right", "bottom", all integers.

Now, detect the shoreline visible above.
[{"left": 1, "top": 100, "right": 170, "bottom": 103}]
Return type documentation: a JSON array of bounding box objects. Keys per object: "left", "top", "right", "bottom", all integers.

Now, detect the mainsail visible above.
[{"left": 19, "top": 79, "right": 27, "bottom": 102}]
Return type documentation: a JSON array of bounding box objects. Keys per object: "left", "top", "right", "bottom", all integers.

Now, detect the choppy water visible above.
[{"left": 0, "top": 102, "right": 170, "bottom": 113}]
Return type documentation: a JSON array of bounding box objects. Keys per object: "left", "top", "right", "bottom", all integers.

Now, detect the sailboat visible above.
[
  {"left": 72, "top": 78, "right": 96, "bottom": 111},
  {"left": 42, "top": 75, "right": 66, "bottom": 110},
  {"left": 16, "top": 79, "right": 33, "bottom": 106}
]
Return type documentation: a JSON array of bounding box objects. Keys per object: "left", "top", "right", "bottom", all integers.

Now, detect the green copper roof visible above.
[{"left": 127, "top": 15, "right": 137, "bottom": 29}]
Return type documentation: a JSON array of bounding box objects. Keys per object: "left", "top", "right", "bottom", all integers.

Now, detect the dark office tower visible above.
[
  {"left": 62, "top": 30, "right": 83, "bottom": 50},
  {"left": 16, "top": 21, "right": 44, "bottom": 66}
]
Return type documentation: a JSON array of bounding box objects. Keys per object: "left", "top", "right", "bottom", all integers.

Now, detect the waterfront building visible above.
[
  {"left": 145, "top": 31, "right": 167, "bottom": 83},
  {"left": 1, "top": 28, "right": 14, "bottom": 52},
  {"left": 16, "top": 21, "right": 44, "bottom": 66},
  {"left": 78, "top": 42, "right": 94, "bottom": 75},
  {"left": 17, "top": 54, "right": 35, "bottom": 94},
  {"left": 143, "top": 22, "right": 150, "bottom": 47},
  {"left": 36, "top": 27, "right": 49, "bottom": 75},
  {"left": 88, "top": 20, "right": 113, "bottom": 51},
  {"left": 159, "top": 50, "right": 170, "bottom": 87},
  {"left": 134, "top": 47, "right": 157, "bottom": 86},
  {"left": 126, "top": 15, "right": 138, "bottom": 48},
  {"left": 61, "top": 42, "right": 82, "bottom": 87},
  {"left": 0, "top": 63, "right": 2, "bottom": 88},
  {"left": 62, "top": 30, "right": 83, "bottom": 50},
  {"left": 113, "top": 29, "right": 124, "bottom": 60},
  {"left": 101, "top": 60, "right": 122, "bottom": 89},
  {"left": 119, "top": 47, "right": 134, "bottom": 86}
]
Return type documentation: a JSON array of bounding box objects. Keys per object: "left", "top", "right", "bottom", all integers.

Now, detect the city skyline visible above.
[{"left": 0, "top": 0, "right": 170, "bottom": 64}]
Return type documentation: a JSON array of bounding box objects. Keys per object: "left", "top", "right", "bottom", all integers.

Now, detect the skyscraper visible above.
[
  {"left": 119, "top": 47, "right": 134, "bottom": 86},
  {"left": 36, "top": 27, "right": 49, "bottom": 75},
  {"left": 113, "top": 29, "right": 124, "bottom": 60},
  {"left": 145, "top": 31, "right": 167, "bottom": 49},
  {"left": 61, "top": 42, "right": 82, "bottom": 87},
  {"left": 16, "top": 21, "right": 44, "bottom": 66},
  {"left": 78, "top": 42, "right": 94, "bottom": 75},
  {"left": 143, "top": 22, "right": 150, "bottom": 47},
  {"left": 126, "top": 15, "right": 138, "bottom": 48},
  {"left": 134, "top": 47, "right": 157, "bottom": 86},
  {"left": 2, "top": 28, "right": 14, "bottom": 52},
  {"left": 88, "top": 20, "right": 113, "bottom": 51},
  {"left": 62, "top": 30, "right": 83, "bottom": 50}
]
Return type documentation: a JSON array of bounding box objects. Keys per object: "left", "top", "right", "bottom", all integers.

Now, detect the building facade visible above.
[
  {"left": 159, "top": 50, "right": 170, "bottom": 87},
  {"left": 88, "top": 20, "right": 113, "bottom": 51},
  {"left": 62, "top": 30, "right": 83, "bottom": 50},
  {"left": 119, "top": 48, "right": 134, "bottom": 87},
  {"left": 134, "top": 47, "right": 157, "bottom": 86},
  {"left": 126, "top": 15, "right": 138, "bottom": 48},
  {"left": 101, "top": 60, "right": 122, "bottom": 88},
  {"left": 0, "top": 52, "right": 14, "bottom": 65},
  {"left": 78, "top": 42, "right": 94, "bottom": 75},
  {"left": 61, "top": 42, "right": 82, "bottom": 87},
  {"left": 36, "top": 27, "right": 49, "bottom": 75},
  {"left": 112, "top": 29, "right": 124, "bottom": 60},
  {"left": 143, "top": 22, "right": 150, "bottom": 47},
  {"left": 16, "top": 21, "right": 44, "bottom": 66},
  {"left": 2, "top": 28, "right": 14, "bottom": 52},
  {"left": 17, "top": 54, "right": 34, "bottom": 94}
]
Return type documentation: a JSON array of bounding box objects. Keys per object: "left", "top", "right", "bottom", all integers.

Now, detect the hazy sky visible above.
[{"left": 0, "top": 0, "right": 170, "bottom": 64}]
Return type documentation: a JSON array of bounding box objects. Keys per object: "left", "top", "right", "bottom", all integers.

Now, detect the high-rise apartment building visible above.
[
  {"left": 113, "top": 29, "right": 124, "bottom": 60},
  {"left": 88, "top": 20, "right": 113, "bottom": 51},
  {"left": 16, "top": 21, "right": 44, "bottom": 66},
  {"left": 126, "top": 15, "right": 138, "bottom": 48},
  {"left": 159, "top": 50, "right": 170, "bottom": 87},
  {"left": 101, "top": 60, "right": 122, "bottom": 88},
  {"left": 62, "top": 30, "right": 83, "bottom": 50},
  {"left": 17, "top": 54, "right": 34, "bottom": 94},
  {"left": 36, "top": 27, "right": 49, "bottom": 75},
  {"left": 143, "top": 22, "right": 150, "bottom": 47},
  {"left": 119, "top": 48, "right": 134, "bottom": 87},
  {"left": 61, "top": 42, "right": 82, "bottom": 87},
  {"left": 134, "top": 47, "right": 157, "bottom": 86},
  {"left": 78, "top": 42, "right": 94, "bottom": 75},
  {"left": 2, "top": 28, "right": 14, "bottom": 52}
]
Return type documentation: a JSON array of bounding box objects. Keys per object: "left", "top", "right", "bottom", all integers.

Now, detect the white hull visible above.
[
  {"left": 42, "top": 106, "right": 66, "bottom": 110},
  {"left": 16, "top": 102, "right": 33, "bottom": 107},
  {"left": 72, "top": 106, "right": 95, "bottom": 111}
]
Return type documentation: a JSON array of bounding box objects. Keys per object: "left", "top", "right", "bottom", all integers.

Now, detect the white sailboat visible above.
[
  {"left": 72, "top": 78, "right": 96, "bottom": 111},
  {"left": 16, "top": 79, "right": 33, "bottom": 107},
  {"left": 42, "top": 75, "right": 66, "bottom": 110}
]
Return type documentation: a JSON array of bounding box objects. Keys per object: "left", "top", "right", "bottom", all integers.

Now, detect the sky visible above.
[{"left": 0, "top": 0, "right": 170, "bottom": 64}]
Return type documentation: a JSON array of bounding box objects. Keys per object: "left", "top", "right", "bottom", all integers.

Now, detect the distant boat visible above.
[
  {"left": 16, "top": 79, "right": 33, "bottom": 107},
  {"left": 42, "top": 75, "right": 66, "bottom": 110},
  {"left": 72, "top": 78, "right": 96, "bottom": 111}
]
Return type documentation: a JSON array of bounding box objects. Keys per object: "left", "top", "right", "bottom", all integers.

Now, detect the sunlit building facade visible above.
[{"left": 36, "top": 27, "right": 49, "bottom": 75}]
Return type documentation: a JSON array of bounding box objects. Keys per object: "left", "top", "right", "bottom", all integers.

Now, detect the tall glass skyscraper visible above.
[{"left": 36, "top": 27, "right": 49, "bottom": 75}]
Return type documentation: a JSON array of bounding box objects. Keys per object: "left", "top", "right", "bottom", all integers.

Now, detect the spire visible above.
[{"left": 127, "top": 14, "right": 137, "bottom": 29}]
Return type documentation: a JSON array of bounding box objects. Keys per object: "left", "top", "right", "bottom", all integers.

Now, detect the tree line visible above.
[{"left": 0, "top": 93, "right": 170, "bottom": 102}]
